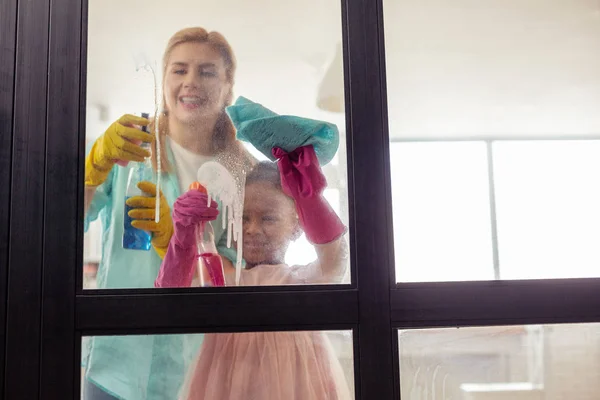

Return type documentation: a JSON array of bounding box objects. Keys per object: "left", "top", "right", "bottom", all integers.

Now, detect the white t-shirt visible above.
[{"left": 167, "top": 136, "right": 213, "bottom": 193}]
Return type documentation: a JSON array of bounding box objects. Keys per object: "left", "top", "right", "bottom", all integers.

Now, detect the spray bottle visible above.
[
  {"left": 189, "top": 182, "right": 226, "bottom": 287},
  {"left": 123, "top": 112, "right": 152, "bottom": 250}
]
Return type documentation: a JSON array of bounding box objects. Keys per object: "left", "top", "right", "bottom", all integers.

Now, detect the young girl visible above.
[{"left": 156, "top": 145, "right": 351, "bottom": 399}]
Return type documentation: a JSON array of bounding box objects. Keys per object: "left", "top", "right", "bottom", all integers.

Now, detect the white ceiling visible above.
[
  {"left": 86, "top": 0, "right": 600, "bottom": 140},
  {"left": 384, "top": 0, "right": 600, "bottom": 138}
]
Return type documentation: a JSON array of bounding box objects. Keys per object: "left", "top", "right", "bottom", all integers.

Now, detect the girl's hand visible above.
[
  {"left": 272, "top": 145, "right": 326, "bottom": 200},
  {"left": 171, "top": 191, "right": 219, "bottom": 249}
]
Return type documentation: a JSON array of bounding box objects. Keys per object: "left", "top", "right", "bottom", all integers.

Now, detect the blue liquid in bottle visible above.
[{"left": 123, "top": 197, "right": 152, "bottom": 250}]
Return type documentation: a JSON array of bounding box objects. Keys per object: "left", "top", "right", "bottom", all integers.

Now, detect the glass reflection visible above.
[
  {"left": 398, "top": 323, "right": 600, "bottom": 399},
  {"left": 156, "top": 159, "right": 348, "bottom": 288},
  {"left": 82, "top": 331, "right": 354, "bottom": 399},
  {"left": 82, "top": 0, "right": 348, "bottom": 398},
  {"left": 83, "top": 0, "right": 348, "bottom": 290},
  {"left": 384, "top": 0, "right": 600, "bottom": 284}
]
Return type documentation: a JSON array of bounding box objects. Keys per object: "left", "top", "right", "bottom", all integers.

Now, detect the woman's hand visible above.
[
  {"left": 84, "top": 114, "right": 152, "bottom": 186},
  {"left": 125, "top": 181, "right": 173, "bottom": 259}
]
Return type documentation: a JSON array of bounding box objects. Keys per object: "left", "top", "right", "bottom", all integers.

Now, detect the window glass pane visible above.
[
  {"left": 398, "top": 323, "right": 600, "bottom": 399},
  {"left": 383, "top": 0, "right": 600, "bottom": 139},
  {"left": 391, "top": 142, "right": 494, "bottom": 282},
  {"left": 82, "top": 330, "right": 354, "bottom": 399},
  {"left": 494, "top": 140, "right": 600, "bottom": 279},
  {"left": 83, "top": 0, "right": 349, "bottom": 289},
  {"left": 390, "top": 140, "right": 600, "bottom": 282},
  {"left": 384, "top": 0, "right": 600, "bottom": 282}
]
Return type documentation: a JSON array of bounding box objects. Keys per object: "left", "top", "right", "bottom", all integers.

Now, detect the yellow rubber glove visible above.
[
  {"left": 125, "top": 181, "right": 173, "bottom": 259},
  {"left": 85, "top": 114, "right": 153, "bottom": 186}
]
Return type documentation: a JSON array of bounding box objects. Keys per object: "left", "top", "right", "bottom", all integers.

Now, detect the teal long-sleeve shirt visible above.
[{"left": 82, "top": 140, "right": 238, "bottom": 400}]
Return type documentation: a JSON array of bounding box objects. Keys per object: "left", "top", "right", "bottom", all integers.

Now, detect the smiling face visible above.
[
  {"left": 163, "top": 42, "right": 232, "bottom": 126},
  {"left": 242, "top": 181, "right": 301, "bottom": 267}
]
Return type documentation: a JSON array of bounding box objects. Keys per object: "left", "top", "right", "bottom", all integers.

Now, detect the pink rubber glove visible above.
[
  {"left": 272, "top": 145, "right": 346, "bottom": 244},
  {"left": 155, "top": 191, "right": 219, "bottom": 288}
]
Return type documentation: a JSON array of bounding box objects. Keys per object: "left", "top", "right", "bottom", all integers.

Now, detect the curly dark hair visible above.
[{"left": 245, "top": 161, "right": 281, "bottom": 189}]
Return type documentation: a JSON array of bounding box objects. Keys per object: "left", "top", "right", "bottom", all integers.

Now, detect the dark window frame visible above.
[
  {"left": 3, "top": 0, "right": 600, "bottom": 399},
  {"left": 0, "top": 0, "right": 18, "bottom": 396}
]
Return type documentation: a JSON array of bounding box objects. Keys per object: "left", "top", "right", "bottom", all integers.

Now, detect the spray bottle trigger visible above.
[{"left": 189, "top": 181, "right": 208, "bottom": 194}]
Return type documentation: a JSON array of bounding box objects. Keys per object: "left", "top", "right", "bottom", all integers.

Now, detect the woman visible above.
[{"left": 83, "top": 27, "right": 254, "bottom": 399}]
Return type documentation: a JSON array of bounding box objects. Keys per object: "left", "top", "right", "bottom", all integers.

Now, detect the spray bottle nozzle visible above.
[
  {"left": 141, "top": 112, "right": 150, "bottom": 133},
  {"left": 189, "top": 181, "right": 207, "bottom": 194}
]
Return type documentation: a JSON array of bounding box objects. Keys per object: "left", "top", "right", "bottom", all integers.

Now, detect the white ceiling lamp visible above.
[{"left": 316, "top": 42, "right": 344, "bottom": 113}]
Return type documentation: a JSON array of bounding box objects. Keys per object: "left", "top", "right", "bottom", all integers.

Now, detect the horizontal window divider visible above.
[
  {"left": 78, "top": 324, "right": 358, "bottom": 337},
  {"left": 391, "top": 278, "right": 600, "bottom": 326},
  {"left": 76, "top": 289, "right": 358, "bottom": 333},
  {"left": 79, "top": 283, "right": 354, "bottom": 296},
  {"left": 393, "top": 315, "right": 600, "bottom": 329},
  {"left": 390, "top": 135, "right": 600, "bottom": 142}
]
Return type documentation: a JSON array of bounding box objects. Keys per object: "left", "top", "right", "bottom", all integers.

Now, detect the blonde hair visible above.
[{"left": 151, "top": 27, "right": 238, "bottom": 172}]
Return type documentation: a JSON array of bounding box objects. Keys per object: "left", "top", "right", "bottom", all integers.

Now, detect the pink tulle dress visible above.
[{"left": 180, "top": 263, "right": 352, "bottom": 400}]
